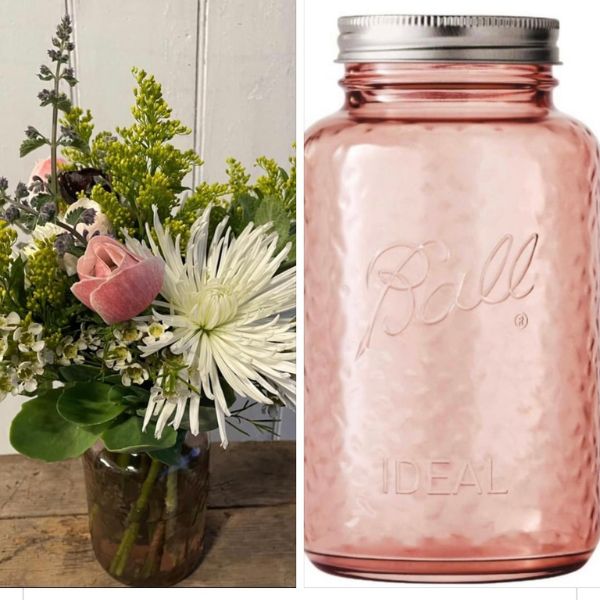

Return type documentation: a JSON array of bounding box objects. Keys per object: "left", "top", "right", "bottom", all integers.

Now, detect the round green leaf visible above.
[
  {"left": 102, "top": 416, "right": 177, "bottom": 453},
  {"left": 58, "top": 364, "right": 101, "bottom": 382},
  {"left": 10, "top": 390, "right": 99, "bottom": 462},
  {"left": 57, "top": 381, "right": 127, "bottom": 426}
]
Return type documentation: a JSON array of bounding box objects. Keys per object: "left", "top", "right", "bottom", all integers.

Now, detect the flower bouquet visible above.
[{"left": 0, "top": 16, "right": 295, "bottom": 587}]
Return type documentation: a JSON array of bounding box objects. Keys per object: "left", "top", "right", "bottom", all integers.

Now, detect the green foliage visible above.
[
  {"left": 164, "top": 181, "right": 230, "bottom": 245},
  {"left": 57, "top": 381, "right": 127, "bottom": 425},
  {"left": 254, "top": 196, "right": 291, "bottom": 253},
  {"left": 25, "top": 238, "right": 72, "bottom": 327},
  {"left": 0, "top": 221, "right": 17, "bottom": 309},
  {"left": 226, "top": 158, "right": 251, "bottom": 196},
  {"left": 148, "top": 431, "right": 187, "bottom": 465},
  {"left": 20, "top": 137, "right": 47, "bottom": 158},
  {"left": 90, "top": 185, "right": 136, "bottom": 237},
  {"left": 59, "top": 107, "right": 96, "bottom": 162},
  {"left": 102, "top": 415, "right": 177, "bottom": 453},
  {"left": 58, "top": 364, "right": 102, "bottom": 382},
  {"left": 166, "top": 153, "right": 297, "bottom": 260},
  {"left": 255, "top": 154, "right": 296, "bottom": 214},
  {"left": 66, "top": 68, "right": 202, "bottom": 238},
  {"left": 0, "top": 18, "right": 296, "bottom": 464},
  {"left": 10, "top": 389, "right": 99, "bottom": 462}
]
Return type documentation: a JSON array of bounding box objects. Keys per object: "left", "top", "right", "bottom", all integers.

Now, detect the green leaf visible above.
[
  {"left": 10, "top": 390, "right": 99, "bottom": 462},
  {"left": 101, "top": 373, "right": 124, "bottom": 385},
  {"left": 254, "top": 195, "right": 291, "bottom": 251},
  {"left": 65, "top": 206, "right": 85, "bottom": 225},
  {"left": 229, "top": 193, "right": 260, "bottom": 235},
  {"left": 222, "top": 379, "right": 237, "bottom": 408},
  {"left": 55, "top": 94, "right": 72, "bottom": 113},
  {"left": 8, "top": 257, "right": 26, "bottom": 308},
  {"left": 148, "top": 431, "right": 187, "bottom": 466},
  {"left": 102, "top": 416, "right": 177, "bottom": 453},
  {"left": 286, "top": 234, "right": 296, "bottom": 263},
  {"left": 57, "top": 382, "right": 127, "bottom": 426},
  {"left": 58, "top": 364, "right": 102, "bottom": 382},
  {"left": 20, "top": 137, "right": 47, "bottom": 158},
  {"left": 83, "top": 421, "right": 116, "bottom": 436}
]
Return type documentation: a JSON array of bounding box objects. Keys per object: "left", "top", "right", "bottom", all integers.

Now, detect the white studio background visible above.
[
  {"left": 0, "top": 0, "right": 296, "bottom": 453},
  {"left": 302, "top": 0, "right": 600, "bottom": 590},
  {"left": 15, "top": 585, "right": 593, "bottom": 600}
]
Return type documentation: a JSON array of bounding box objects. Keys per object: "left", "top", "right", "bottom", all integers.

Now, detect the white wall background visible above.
[{"left": 0, "top": 0, "right": 296, "bottom": 452}]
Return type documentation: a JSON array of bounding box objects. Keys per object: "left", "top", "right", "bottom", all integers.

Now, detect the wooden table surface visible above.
[{"left": 0, "top": 441, "right": 295, "bottom": 587}]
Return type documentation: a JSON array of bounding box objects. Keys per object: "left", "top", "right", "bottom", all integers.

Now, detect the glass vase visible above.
[
  {"left": 82, "top": 433, "right": 210, "bottom": 587},
  {"left": 305, "top": 60, "right": 600, "bottom": 582}
]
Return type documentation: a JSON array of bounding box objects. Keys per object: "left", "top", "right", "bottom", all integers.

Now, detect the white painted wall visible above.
[{"left": 0, "top": 0, "right": 296, "bottom": 453}]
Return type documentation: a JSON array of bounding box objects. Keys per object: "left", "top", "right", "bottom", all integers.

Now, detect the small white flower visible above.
[
  {"left": 0, "top": 335, "right": 8, "bottom": 362},
  {"left": 56, "top": 336, "right": 87, "bottom": 366},
  {"left": 102, "top": 342, "right": 132, "bottom": 370},
  {"left": 0, "top": 312, "right": 20, "bottom": 332},
  {"left": 14, "top": 323, "right": 45, "bottom": 354},
  {"left": 80, "top": 325, "right": 102, "bottom": 352},
  {"left": 0, "top": 365, "right": 17, "bottom": 401},
  {"left": 139, "top": 320, "right": 173, "bottom": 347},
  {"left": 114, "top": 324, "right": 143, "bottom": 345},
  {"left": 16, "top": 360, "right": 44, "bottom": 393},
  {"left": 121, "top": 362, "right": 149, "bottom": 387},
  {"left": 39, "top": 346, "right": 55, "bottom": 366}
]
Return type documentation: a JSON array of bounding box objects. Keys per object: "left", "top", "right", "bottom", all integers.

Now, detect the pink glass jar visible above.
[{"left": 305, "top": 15, "right": 600, "bottom": 582}]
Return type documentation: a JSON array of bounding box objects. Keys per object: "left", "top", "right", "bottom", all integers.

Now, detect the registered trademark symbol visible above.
[{"left": 514, "top": 313, "right": 528, "bottom": 329}]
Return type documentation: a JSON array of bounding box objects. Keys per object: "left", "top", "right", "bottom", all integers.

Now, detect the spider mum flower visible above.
[{"left": 125, "top": 207, "right": 296, "bottom": 446}]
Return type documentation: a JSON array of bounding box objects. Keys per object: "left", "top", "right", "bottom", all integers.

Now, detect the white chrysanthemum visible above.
[{"left": 125, "top": 207, "right": 296, "bottom": 446}]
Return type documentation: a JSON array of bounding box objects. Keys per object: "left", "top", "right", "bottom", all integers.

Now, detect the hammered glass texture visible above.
[{"left": 305, "top": 63, "right": 600, "bottom": 581}]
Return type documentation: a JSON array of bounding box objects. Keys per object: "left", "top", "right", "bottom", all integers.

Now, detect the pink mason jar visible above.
[{"left": 305, "top": 15, "right": 600, "bottom": 582}]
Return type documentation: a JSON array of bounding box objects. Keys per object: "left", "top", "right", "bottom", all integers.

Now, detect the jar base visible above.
[
  {"left": 306, "top": 549, "right": 593, "bottom": 583},
  {"left": 96, "top": 543, "right": 206, "bottom": 588}
]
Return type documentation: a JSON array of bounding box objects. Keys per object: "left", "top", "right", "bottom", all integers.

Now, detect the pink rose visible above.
[
  {"left": 29, "top": 157, "right": 66, "bottom": 185},
  {"left": 71, "top": 236, "right": 164, "bottom": 324}
]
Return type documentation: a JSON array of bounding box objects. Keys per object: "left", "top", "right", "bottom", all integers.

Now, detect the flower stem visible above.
[
  {"left": 141, "top": 521, "right": 165, "bottom": 578},
  {"left": 109, "top": 457, "right": 163, "bottom": 578},
  {"left": 141, "top": 466, "right": 179, "bottom": 578},
  {"left": 5, "top": 198, "right": 87, "bottom": 245},
  {"left": 166, "top": 467, "right": 178, "bottom": 520},
  {"left": 50, "top": 59, "right": 61, "bottom": 198}
]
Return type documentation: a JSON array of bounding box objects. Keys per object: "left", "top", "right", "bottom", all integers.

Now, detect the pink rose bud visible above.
[
  {"left": 29, "top": 157, "right": 66, "bottom": 184},
  {"left": 71, "top": 236, "right": 165, "bottom": 324}
]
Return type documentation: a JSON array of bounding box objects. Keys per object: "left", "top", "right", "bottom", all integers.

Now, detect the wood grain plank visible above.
[
  {"left": 0, "top": 504, "right": 295, "bottom": 587},
  {"left": 0, "top": 441, "right": 294, "bottom": 519}
]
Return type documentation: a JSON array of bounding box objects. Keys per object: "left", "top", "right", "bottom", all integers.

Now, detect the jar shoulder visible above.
[{"left": 305, "top": 110, "right": 600, "bottom": 166}]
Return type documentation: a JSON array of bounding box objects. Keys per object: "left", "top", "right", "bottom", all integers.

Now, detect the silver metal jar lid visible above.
[{"left": 337, "top": 15, "right": 560, "bottom": 64}]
